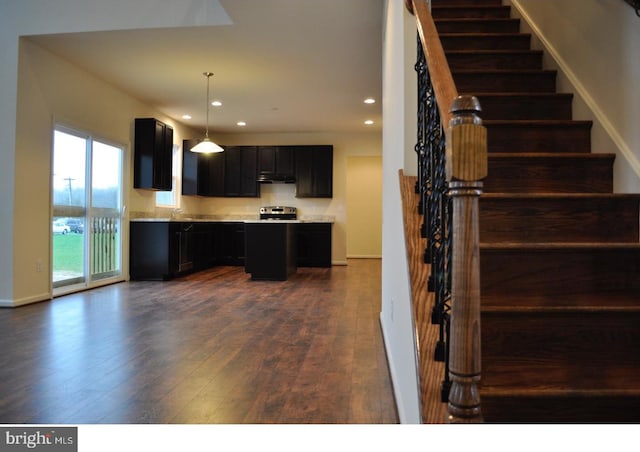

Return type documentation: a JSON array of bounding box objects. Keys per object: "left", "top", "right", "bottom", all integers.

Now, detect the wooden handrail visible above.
[
  {"left": 407, "top": 0, "right": 486, "bottom": 423},
  {"left": 411, "top": 0, "right": 458, "bottom": 126}
]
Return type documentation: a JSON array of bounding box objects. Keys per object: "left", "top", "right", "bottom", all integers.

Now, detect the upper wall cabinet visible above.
[
  {"left": 295, "top": 145, "right": 333, "bottom": 198},
  {"left": 224, "top": 146, "right": 259, "bottom": 197},
  {"left": 133, "top": 118, "right": 173, "bottom": 191},
  {"left": 182, "top": 139, "right": 225, "bottom": 197},
  {"left": 258, "top": 145, "right": 296, "bottom": 179}
]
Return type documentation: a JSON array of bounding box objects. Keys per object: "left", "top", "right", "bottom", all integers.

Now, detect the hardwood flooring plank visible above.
[{"left": 0, "top": 260, "right": 397, "bottom": 424}]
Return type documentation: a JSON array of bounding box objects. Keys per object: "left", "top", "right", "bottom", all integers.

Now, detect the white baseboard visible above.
[{"left": 0, "top": 292, "right": 52, "bottom": 308}]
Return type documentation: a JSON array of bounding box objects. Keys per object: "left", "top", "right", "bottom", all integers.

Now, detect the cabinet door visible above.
[
  {"left": 134, "top": 118, "right": 173, "bottom": 190},
  {"left": 276, "top": 146, "right": 296, "bottom": 176},
  {"left": 159, "top": 124, "right": 173, "bottom": 190},
  {"left": 258, "top": 146, "right": 295, "bottom": 176},
  {"left": 130, "top": 221, "right": 171, "bottom": 280},
  {"left": 295, "top": 145, "right": 333, "bottom": 198},
  {"left": 258, "top": 146, "right": 277, "bottom": 174},
  {"left": 224, "top": 146, "right": 259, "bottom": 197},
  {"left": 312, "top": 145, "right": 333, "bottom": 197},
  {"left": 220, "top": 222, "right": 245, "bottom": 265},
  {"left": 297, "top": 223, "right": 332, "bottom": 267},
  {"left": 182, "top": 139, "right": 199, "bottom": 196},
  {"left": 200, "top": 152, "right": 225, "bottom": 196},
  {"left": 239, "top": 146, "right": 258, "bottom": 196}
]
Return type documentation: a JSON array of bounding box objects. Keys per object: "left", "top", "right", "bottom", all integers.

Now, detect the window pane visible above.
[
  {"left": 53, "top": 130, "right": 86, "bottom": 208},
  {"left": 52, "top": 130, "right": 87, "bottom": 286},
  {"left": 91, "top": 140, "right": 122, "bottom": 280},
  {"left": 156, "top": 144, "right": 179, "bottom": 207}
]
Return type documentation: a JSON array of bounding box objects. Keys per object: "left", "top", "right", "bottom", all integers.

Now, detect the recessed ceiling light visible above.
[
  {"left": 237, "top": 121, "right": 247, "bottom": 127},
  {"left": 211, "top": 100, "right": 222, "bottom": 107},
  {"left": 364, "top": 120, "right": 374, "bottom": 125},
  {"left": 182, "top": 114, "right": 192, "bottom": 120},
  {"left": 364, "top": 98, "right": 376, "bottom": 104}
]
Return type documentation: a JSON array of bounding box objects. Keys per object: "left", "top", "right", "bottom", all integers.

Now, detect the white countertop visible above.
[{"left": 130, "top": 215, "right": 335, "bottom": 224}]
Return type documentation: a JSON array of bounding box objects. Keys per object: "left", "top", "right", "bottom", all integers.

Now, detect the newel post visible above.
[{"left": 445, "top": 95, "right": 487, "bottom": 423}]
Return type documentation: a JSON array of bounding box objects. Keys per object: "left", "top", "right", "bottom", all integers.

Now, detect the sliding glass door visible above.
[{"left": 52, "top": 126, "right": 124, "bottom": 293}]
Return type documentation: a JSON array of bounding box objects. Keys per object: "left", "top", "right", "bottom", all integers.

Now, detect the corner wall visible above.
[
  {"left": 380, "top": 0, "right": 421, "bottom": 423},
  {"left": 510, "top": 0, "right": 640, "bottom": 193}
]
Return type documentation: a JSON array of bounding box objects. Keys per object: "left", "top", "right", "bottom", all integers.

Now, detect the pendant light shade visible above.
[{"left": 191, "top": 72, "right": 224, "bottom": 154}]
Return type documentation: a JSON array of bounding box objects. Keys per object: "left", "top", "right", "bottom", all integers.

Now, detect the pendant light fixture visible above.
[{"left": 191, "top": 71, "right": 224, "bottom": 153}]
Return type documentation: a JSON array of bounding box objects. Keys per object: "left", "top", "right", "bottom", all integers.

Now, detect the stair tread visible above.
[
  {"left": 435, "top": 17, "right": 519, "bottom": 22},
  {"left": 480, "top": 242, "right": 640, "bottom": 249},
  {"left": 453, "top": 69, "right": 556, "bottom": 74},
  {"left": 441, "top": 32, "right": 530, "bottom": 38},
  {"left": 446, "top": 49, "right": 543, "bottom": 54},
  {"left": 481, "top": 388, "right": 640, "bottom": 396},
  {"left": 488, "top": 152, "right": 614, "bottom": 158},
  {"left": 482, "top": 304, "right": 640, "bottom": 313},
  {"left": 469, "top": 92, "right": 573, "bottom": 98},
  {"left": 485, "top": 119, "right": 592, "bottom": 125},
  {"left": 481, "top": 192, "right": 640, "bottom": 199}
]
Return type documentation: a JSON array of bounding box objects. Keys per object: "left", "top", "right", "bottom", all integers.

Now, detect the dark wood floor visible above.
[{"left": 0, "top": 259, "right": 398, "bottom": 424}]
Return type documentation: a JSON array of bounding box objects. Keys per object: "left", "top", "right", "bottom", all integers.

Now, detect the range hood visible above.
[{"left": 257, "top": 171, "right": 296, "bottom": 184}]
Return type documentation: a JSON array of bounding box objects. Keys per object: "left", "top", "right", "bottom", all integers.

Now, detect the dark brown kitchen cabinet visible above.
[
  {"left": 130, "top": 221, "right": 182, "bottom": 280},
  {"left": 224, "top": 146, "right": 259, "bottom": 197},
  {"left": 182, "top": 139, "right": 225, "bottom": 196},
  {"left": 297, "top": 223, "right": 332, "bottom": 267},
  {"left": 220, "top": 222, "right": 246, "bottom": 265},
  {"left": 258, "top": 145, "right": 296, "bottom": 177},
  {"left": 295, "top": 145, "right": 333, "bottom": 198},
  {"left": 134, "top": 118, "right": 173, "bottom": 190}
]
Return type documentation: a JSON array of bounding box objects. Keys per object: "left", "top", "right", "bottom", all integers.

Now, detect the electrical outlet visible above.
[{"left": 36, "top": 259, "right": 43, "bottom": 273}]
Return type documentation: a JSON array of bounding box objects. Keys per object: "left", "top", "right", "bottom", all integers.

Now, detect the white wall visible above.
[
  {"left": 0, "top": 0, "right": 231, "bottom": 305},
  {"left": 510, "top": 0, "right": 640, "bottom": 193},
  {"left": 380, "top": 0, "right": 421, "bottom": 423},
  {"left": 346, "top": 156, "right": 382, "bottom": 258},
  {"left": 11, "top": 38, "right": 200, "bottom": 306}
]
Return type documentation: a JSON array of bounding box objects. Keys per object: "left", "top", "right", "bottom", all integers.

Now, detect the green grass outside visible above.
[
  {"left": 53, "top": 233, "right": 84, "bottom": 274},
  {"left": 53, "top": 232, "right": 119, "bottom": 281}
]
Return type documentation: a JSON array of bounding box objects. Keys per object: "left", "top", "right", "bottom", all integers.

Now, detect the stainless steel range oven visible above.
[{"left": 259, "top": 206, "right": 297, "bottom": 220}]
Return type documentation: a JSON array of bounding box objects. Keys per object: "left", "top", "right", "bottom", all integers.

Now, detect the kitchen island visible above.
[{"left": 244, "top": 221, "right": 297, "bottom": 281}]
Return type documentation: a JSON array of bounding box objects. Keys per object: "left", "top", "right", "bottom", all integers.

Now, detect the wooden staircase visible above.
[{"left": 431, "top": 0, "right": 640, "bottom": 422}]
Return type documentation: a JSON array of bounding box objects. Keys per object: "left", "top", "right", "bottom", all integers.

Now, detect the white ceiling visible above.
[{"left": 27, "top": 0, "right": 384, "bottom": 135}]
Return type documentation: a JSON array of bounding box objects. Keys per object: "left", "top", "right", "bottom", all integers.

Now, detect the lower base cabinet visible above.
[
  {"left": 130, "top": 221, "right": 331, "bottom": 280},
  {"left": 130, "top": 221, "right": 245, "bottom": 280},
  {"left": 297, "top": 223, "right": 332, "bottom": 267}
]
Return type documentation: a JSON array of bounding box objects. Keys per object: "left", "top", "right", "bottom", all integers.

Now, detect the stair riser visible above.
[
  {"left": 481, "top": 311, "right": 640, "bottom": 389},
  {"left": 485, "top": 122, "right": 592, "bottom": 153},
  {"left": 435, "top": 19, "right": 521, "bottom": 34},
  {"left": 477, "top": 94, "right": 572, "bottom": 120},
  {"left": 481, "top": 394, "right": 640, "bottom": 423},
  {"left": 454, "top": 71, "right": 557, "bottom": 93},
  {"left": 446, "top": 51, "right": 543, "bottom": 70},
  {"left": 441, "top": 35, "right": 531, "bottom": 51},
  {"left": 484, "top": 156, "right": 614, "bottom": 193},
  {"left": 432, "top": 6, "right": 512, "bottom": 19},
  {"left": 480, "top": 248, "right": 640, "bottom": 297},
  {"left": 479, "top": 197, "right": 638, "bottom": 242}
]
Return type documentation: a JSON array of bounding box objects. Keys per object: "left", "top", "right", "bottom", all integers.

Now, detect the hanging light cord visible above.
[{"left": 203, "top": 71, "right": 213, "bottom": 138}]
